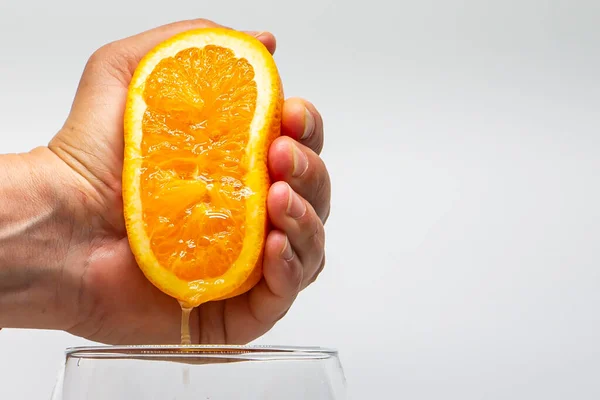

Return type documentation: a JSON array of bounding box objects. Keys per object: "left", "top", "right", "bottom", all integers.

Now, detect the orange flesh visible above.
[{"left": 139, "top": 45, "right": 257, "bottom": 281}]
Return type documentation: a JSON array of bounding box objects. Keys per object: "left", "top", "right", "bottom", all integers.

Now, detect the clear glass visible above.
[{"left": 50, "top": 345, "right": 347, "bottom": 399}]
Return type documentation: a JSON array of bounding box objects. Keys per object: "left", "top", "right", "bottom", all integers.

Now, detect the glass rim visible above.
[{"left": 64, "top": 344, "right": 339, "bottom": 361}]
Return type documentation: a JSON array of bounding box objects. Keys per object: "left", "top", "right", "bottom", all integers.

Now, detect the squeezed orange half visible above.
[{"left": 122, "top": 28, "right": 283, "bottom": 307}]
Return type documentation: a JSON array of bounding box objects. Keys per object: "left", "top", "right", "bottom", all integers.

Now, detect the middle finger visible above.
[
  {"left": 268, "top": 137, "right": 331, "bottom": 222},
  {"left": 267, "top": 181, "right": 325, "bottom": 288}
]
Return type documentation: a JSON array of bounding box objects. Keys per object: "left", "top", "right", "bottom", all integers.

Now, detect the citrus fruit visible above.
[{"left": 122, "top": 28, "right": 283, "bottom": 308}]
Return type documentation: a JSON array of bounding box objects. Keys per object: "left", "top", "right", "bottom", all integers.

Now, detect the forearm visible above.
[{"left": 0, "top": 147, "right": 82, "bottom": 330}]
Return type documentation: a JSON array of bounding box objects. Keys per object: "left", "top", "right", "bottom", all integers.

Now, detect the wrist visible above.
[{"left": 0, "top": 147, "right": 90, "bottom": 331}]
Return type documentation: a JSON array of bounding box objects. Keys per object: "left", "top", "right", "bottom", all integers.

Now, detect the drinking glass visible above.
[{"left": 50, "top": 345, "right": 347, "bottom": 399}]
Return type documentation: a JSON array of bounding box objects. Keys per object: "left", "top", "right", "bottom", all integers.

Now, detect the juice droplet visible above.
[{"left": 179, "top": 303, "right": 193, "bottom": 345}]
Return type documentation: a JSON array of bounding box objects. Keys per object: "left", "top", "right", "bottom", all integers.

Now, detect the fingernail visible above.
[
  {"left": 280, "top": 236, "right": 294, "bottom": 261},
  {"left": 291, "top": 143, "right": 308, "bottom": 177},
  {"left": 250, "top": 31, "right": 267, "bottom": 38},
  {"left": 286, "top": 186, "right": 306, "bottom": 219},
  {"left": 302, "top": 107, "right": 315, "bottom": 140}
]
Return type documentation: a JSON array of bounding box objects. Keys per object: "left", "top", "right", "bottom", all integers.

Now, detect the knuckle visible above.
[
  {"left": 314, "top": 166, "right": 328, "bottom": 198},
  {"left": 308, "top": 255, "right": 326, "bottom": 286},
  {"left": 85, "top": 42, "right": 138, "bottom": 86},
  {"left": 311, "top": 129, "right": 324, "bottom": 155},
  {"left": 308, "top": 108, "right": 324, "bottom": 154},
  {"left": 290, "top": 259, "right": 304, "bottom": 292},
  {"left": 302, "top": 212, "right": 325, "bottom": 250},
  {"left": 174, "top": 18, "right": 224, "bottom": 32},
  {"left": 321, "top": 203, "right": 332, "bottom": 224},
  {"left": 310, "top": 161, "right": 331, "bottom": 214},
  {"left": 194, "top": 18, "right": 218, "bottom": 27},
  {"left": 87, "top": 43, "right": 118, "bottom": 67},
  {"left": 272, "top": 307, "right": 292, "bottom": 324}
]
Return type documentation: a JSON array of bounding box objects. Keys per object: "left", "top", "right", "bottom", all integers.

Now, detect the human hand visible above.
[{"left": 43, "top": 18, "right": 331, "bottom": 344}]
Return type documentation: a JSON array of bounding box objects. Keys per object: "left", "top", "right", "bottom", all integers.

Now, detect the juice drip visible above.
[{"left": 180, "top": 304, "right": 193, "bottom": 345}]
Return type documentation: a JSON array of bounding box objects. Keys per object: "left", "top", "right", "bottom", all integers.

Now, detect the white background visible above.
[{"left": 1, "top": 0, "right": 599, "bottom": 399}]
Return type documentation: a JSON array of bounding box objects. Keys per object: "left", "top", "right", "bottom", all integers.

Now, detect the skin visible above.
[{"left": 0, "top": 19, "right": 330, "bottom": 345}]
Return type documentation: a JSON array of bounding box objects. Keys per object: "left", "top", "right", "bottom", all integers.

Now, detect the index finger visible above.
[
  {"left": 121, "top": 19, "right": 276, "bottom": 54},
  {"left": 94, "top": 19, "right": 276, "bottom": 80}
]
